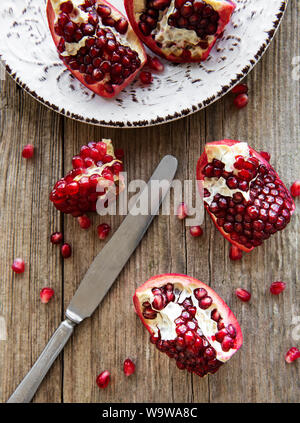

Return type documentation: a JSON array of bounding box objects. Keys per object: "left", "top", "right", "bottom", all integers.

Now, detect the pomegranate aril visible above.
[
  {"left": 97, "top": 223, "right": 111, "bottom": 240},
  {"left": 96, "top": 371, "right": 110, "bottom": 388},
  {"left": 235, "top": 288, "right": 251, "bottom": 302},
  {"left": 260, "top": 151, "right": 271, "bottom": 162},
  {"left": 234, "top": 93, "right": 249, "bottom": 109},
  {"left": 199, "top": 296, "right": 212, "bottom": 309},
  {"left": 77, "top": 214, "right": 91, "bottom": 229},
  {"left": 61, "top": 243, "right": 72, "bottom": 258},
  {"left": 177, "top": 202, "right": 188, "bottom": 220},
  {"left": 50, "top": 232, "right": 63, "bottom": 244},
  {"left": 123, "top": 358, "right": 136, "bottom": 376},
  {"left": 290, "top": 180, "right": 300, "bottom": 197},
  {"left": 22, "top": 144, "right": 34, "bottom": 159},
  {"left": 12, "top": 258, "right": 25, "bottom": 274},
  {"left": 285, "top": 347, "right": 300, "bottom": 363},
  {"left": 40, "top": 287, "right": 55, "bottom": 304},
  {"left": 147, "top": 55, "right": 164, "bottom": 72},
  {"left": 190, "top": 226, "right": 203, "bottom": 237},
  {"left": 221, "top": 336, "right": 234, "bottom": 352},
  {"left": 270, "top": 281, "right": 286, "bottom": 295},
  {"left": 60, "top": 1, "right": 73, "bottom": 14},
  {"left": 231, "top": 83, "right": 248, "bottom": 95},
  {"left": 140, "top": 71, "right": 153, "bottom": 84}
]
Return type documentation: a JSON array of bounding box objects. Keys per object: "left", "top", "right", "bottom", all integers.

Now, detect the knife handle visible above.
[{"left": 7, "top": 319, "right": 76, "bottom": 403}]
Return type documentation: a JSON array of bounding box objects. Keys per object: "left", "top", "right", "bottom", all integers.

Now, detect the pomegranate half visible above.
[
  {"left": 197, "top": 140, "right": 295, "bottom": 252},
  {"left": 134, "top": 274, "right": 243, "bottom": 377},
  {"left": 47, "top": 0, "right": 147, "bottom": 98},
  {"left": 125, "top": 0, "right": 236, "bottom": 63}
]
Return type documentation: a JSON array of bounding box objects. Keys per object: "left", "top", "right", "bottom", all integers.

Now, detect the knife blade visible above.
[{"left": 7, "top": 154, "right": 178, "bottom": 403}]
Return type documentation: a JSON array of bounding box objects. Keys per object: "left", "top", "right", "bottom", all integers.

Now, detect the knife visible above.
[{"left": 7, "top": 155, "right": 178, "bottom": 403}]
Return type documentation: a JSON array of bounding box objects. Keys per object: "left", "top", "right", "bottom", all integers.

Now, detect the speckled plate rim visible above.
[{"left": 1, "top": 0, "right": 288, "bottom": 128}]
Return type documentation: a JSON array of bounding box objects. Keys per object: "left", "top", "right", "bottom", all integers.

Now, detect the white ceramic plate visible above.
[{"left": 0, "top": 0, "right": 288, "bottom": 127}]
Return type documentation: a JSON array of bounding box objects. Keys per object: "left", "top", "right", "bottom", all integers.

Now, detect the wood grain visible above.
[{"left": 0, "top": 0, "right": 299, "bottom": 403}]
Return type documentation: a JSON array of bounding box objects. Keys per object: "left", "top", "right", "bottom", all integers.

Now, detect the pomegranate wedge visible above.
[
  {"left": 49, "top": 139, "right": 124, "bottom": 216},
  {"left": 47, "top": 0, "right": 147, "bottom": 98},
  {"left": 125, "top": 0, "right": 235, "bottom": 63},
  {"left": 197, "top": 140, "right": 295, "bottom": 252},
  {"left": 134, "top": 274, "right": 243, "bottom": 377}
]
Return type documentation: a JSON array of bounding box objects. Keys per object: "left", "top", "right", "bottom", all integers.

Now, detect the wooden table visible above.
[{"left": 0, "top": 0, "right": 299, "bottom": 404}]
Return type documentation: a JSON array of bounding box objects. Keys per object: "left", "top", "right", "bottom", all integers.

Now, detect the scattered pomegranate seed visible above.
[
  {"left": 285, "top": 347, "right": 300, "bottom": 363},
  {"left": 97, "top": 223, "right": 111, "bottom": 240},
  {"left": 260, "top": 151, "right": 271, "bottom": 162},
  {"left": 147, "top": 55, "right": 164, "bottom": 72},
  {"left": 96, "top": 370, "right": 110, "bottom": 388},
  {"left": 11, "top": 258, "right": 25, "bottom": 274},
  {"left": 115, "top": 148, "right": 124, "bottom": 160},
  {"left": 177, "top": 202, "right": 188, "bottom": 220},
  {"left": 234, "top": 93, "right": 249, "bottom": 109},
  {"left": 235, "top": 288, "right": 251, "bottom": 302},
  {"left": 61, "top": 243, "right": 72, "bottom": 258},
  {"left": 231, "top": 83, "right": 248, "bottom": 95},
  {"left": 270, "top": 281, "right": 286, "bottom": 295},
  {"left": 50, "top": 232, "right": 63, "bottom": 244},
  {"left": 22, "top": 144, "right": 34, "bottom": 159},
  {"left": 189, "top": 226, "right": 203, "bottom": 237},
  {"left": 139, "top": 71, "right": 153, "bottom": 84},
  {"left": 290, "top": 180, "right": 300, "bottom": 197},
  {"left": 229, "top": 245, "right": 243, "bottom": 261},
  {"left": 40, "top": 287, "right": 55, "bottom": 304},
  {"left": 77, "top": 215, "right": 91, "bottom": 229},
  {"left": 123, "top": 358, "right": 136, "bottom": 376}
]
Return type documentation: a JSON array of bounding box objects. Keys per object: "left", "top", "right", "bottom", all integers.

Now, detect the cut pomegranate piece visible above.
[
  {"left": 270, "top": 281, "right": 286, "bottom": 295},
  {"left": 123, "top": 358, "right": 136, "bottom": 376},
  {"left": 96, "top": 370, "right": 110, "bottom": 388},
  {"left": 47, "top": 0, "right": 147, "bottom": 98},
  {"left": 50, "top": 139, "right": 124, "bottom": 217},
  {"left": 40, "top": 287, "right": 55, "bottom": 304},
  {"left": 134, "top": 274, "right": 243, "bottom": 377},
  {"left": 125, "top": 0, "right": 235, "bottom": 63},
  {"left": 197, "top": 140, "right": 295, "bottom": 252},
  {"left": 12, "top": 258, "right": 25, "bottom": 274},
  {"left": 285, "top": 347, "right": 300, "bottom": 364},
  {"left": 235, "top": 288, "right": 251, "bottom": 302}
]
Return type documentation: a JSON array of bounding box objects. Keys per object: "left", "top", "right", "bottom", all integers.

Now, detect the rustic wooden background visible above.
[{"left": 0, "top": 0, "right": 299, "bottom": 404}]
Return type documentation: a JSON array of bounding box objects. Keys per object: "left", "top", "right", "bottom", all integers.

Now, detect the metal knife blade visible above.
[{"left": 66, "top": 154, "right": 178, "bottom": 324}]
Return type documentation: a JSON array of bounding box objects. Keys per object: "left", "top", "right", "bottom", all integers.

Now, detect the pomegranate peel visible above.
[
  {"left": 134, "top": 274, "right": 243, "bottom": 377},
  {"left": 125, "top": 0, "right": 236, "bottom": 63},
  {"left": 197, "top": 140, "right": 295, "bottom": 252},
  {"left": 47, "top": 0, "right": 147, "bottom": 98}
]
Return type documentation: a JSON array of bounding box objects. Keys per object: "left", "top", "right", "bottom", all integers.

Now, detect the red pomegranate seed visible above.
[
  {"left": 147, "top": 55, "right": 164, "bottom": 72},
  {"left": 61, "top": 243, "right": 72, "bottom": 258},
  {"left": 96, "top": 370, "right": 110, "bottom": 388},
  {"left": 97, "top": 223, "right": 111, "bottom": 240},
  {"left": 234, "top": 93, "right": 249, "bottom": 109},
  {"left": 77, "top": 215, "right": 91, "bottom": 229},
  {"left": 229, "top": 245, "right": 243, "bottom": 261},
  {"left": 177, "top": 202, "right": 188, "bottom": 220},
  {"left": 60, "top": 1, "right": 73, "bottom": 13},
  {"left": 285, "top": 347, "right": 300, "bottom": 363},
  {"left": 123, "top": 358, "right": 136, "bottom": 376},
  {"left": 270, "top": 281, "right": 286, "bottom": 295},
  {"left": 290, "top": 180, "right": 300, "bottom": 197},
  {"left": 260, "top": 151, "right": 271, "bottom": 162},
  {"left": 11, "top": 258, "right": 25, "bottom": 274},
  {"left": 231, "top": 83, "right": 248, "bottom": 95},
  {"left": 190, "top": 226, "right": 203, "bottom": 237},
  {"left": 115, "top": 148, "right": 124, "bottom": 160},
  {"left": 22, "top": 144, "right": 34, "bottom": 159},
  {"left": 50, "top": 232, "right": 63, "bottom": 244},
  {"left": 40, "top": 287, "right": 55, "bottom": 304},
  {"left": 139, "top": 71, "right": 153, "bottom": 84},
  {"left": 235, "top": 288, "right": 251, "bottom": 302}
]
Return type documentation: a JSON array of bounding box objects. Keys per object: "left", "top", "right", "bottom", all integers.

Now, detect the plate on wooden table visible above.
[{"left": 0, "top": 0, "right": 288, "bottom": 128}]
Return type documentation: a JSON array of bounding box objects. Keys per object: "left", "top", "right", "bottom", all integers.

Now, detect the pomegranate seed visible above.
[
  {"left": 290, "top": 180, "right": 300, "bottom": 197},
  {"left": 123, "top": 358, "right": 136, "bottom": 376},
  {"left": 77, "top": 215, "right": 91, "bottom": 229},
  {"left": 231, "top": 83, "right": 248, "bottom": 95},
  {"left": 229, "top": 245, "right": 243, "bottom": 261},
  {"left": 285, "top": 347, "right": 300, "bottom": 363},
  {"left": 40, "top": 287, "right": 55, "bottom": 304},
  {"left": 115, "top": 148, "right": 124, "bottom": 160},
  {"left": 11, "top": 258, "right": 25, "bottom": 274},
  {"left": 235, "top": 288, "right": 251, "bottom": 302},
  {"left": 234, "top": 93, "right": 249, "bottom": 109},
  {"left": 60, "top": 1, "right": 73, "bottom": 13},
  {"left": 139, "top": 71, "right": 153, "bottom": 84},
  {"left": 260, "top": 151, "right": 271, "bottom": 162},
  {"left": 190, "top": 226, "right": 203, "bottom": 237},
  {"left": 270, "top": 281, "right": 286, "bottom": 295},
  {"left": 177, "top": 202, "right": 188, "bottom": 220},
  {"left": 96, "top": 370, "right": 110, "bottom": 388},
  {"left": 97, "top": 223, "right": 111, "bottom": 240},
  {"left": 22, "top": 144, "right": 34, "bottom": 159},
  {"left": 50, "top": 232, "right": 63, "bottom": 244},
  {"left": 61, "top": 243, "right": 72, "bottom": 258},
  {"left": 147, "top": 55, "right": 164, "bottom": 72}
]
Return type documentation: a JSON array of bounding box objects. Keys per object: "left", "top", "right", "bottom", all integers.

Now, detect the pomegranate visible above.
[
  {"left": 49, "top": 139, "right": 124, "bottom": 217},
  {"left": 125, "top": 0, "right": 235, "bottom": 63},
  {"left": 197, "top": 140, "right": 295, "bottom": 252},
  {"left": 134, "top": 274, "right": 243, "bottom": 377},
  {"left": 47, "top": 0, "right": 147, "bottom": 98},
  {"left": 123, "top": 358, "right": 136, "bottom": 376},
  {"left": 40, "top": 288, "right": 55, "bottom": 304}
]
